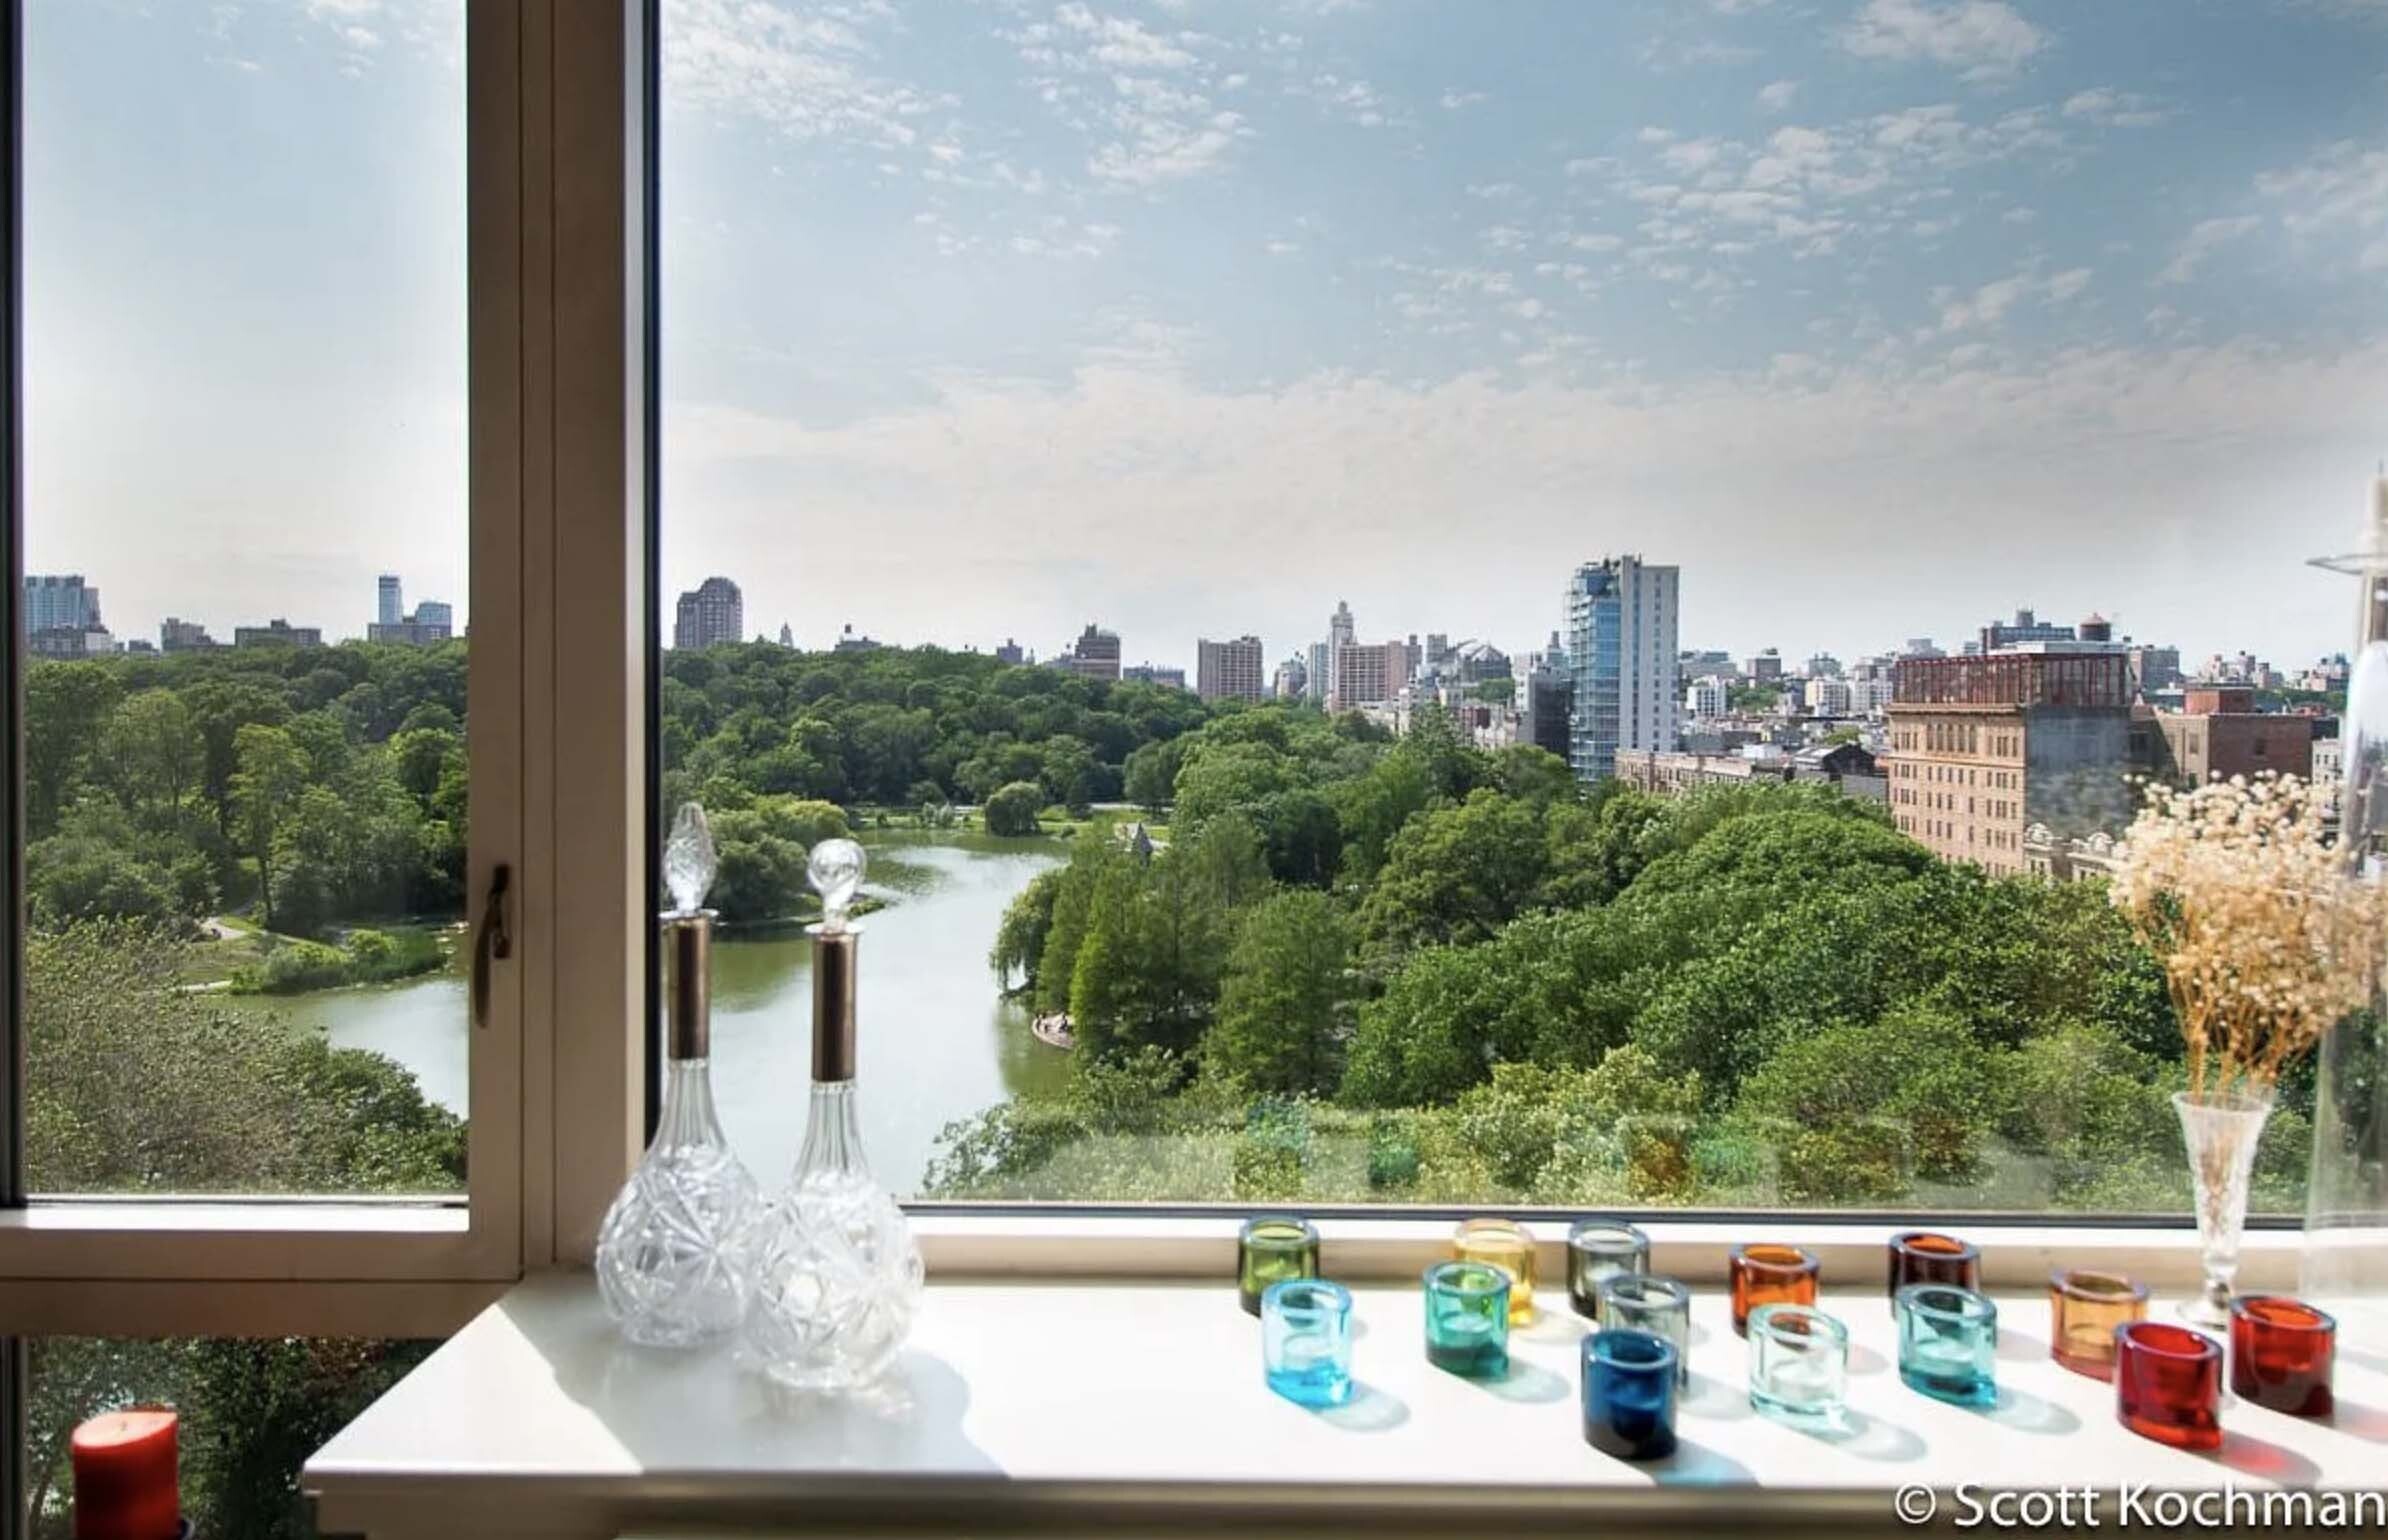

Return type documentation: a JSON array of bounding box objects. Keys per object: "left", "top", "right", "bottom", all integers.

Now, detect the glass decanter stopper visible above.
[
  {"left": 595, "top": 804, "right": 763, "bottom": 1346},
  {"left": 743, "top": 838, "right": 925, "bottom": 1391}
]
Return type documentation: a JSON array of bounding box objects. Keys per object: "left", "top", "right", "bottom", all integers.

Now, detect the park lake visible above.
[{"left": 231, "top": 830, "right": 1069, "bottom": 1193}]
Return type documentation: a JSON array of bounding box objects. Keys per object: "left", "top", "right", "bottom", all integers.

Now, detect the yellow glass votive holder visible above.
[
  {"left": 2049, "top": 1268, "right": 2148, "bottom": 1381},
  {"left": 1453, "top": 1217, "right": 1538, "bottom": 1325}
]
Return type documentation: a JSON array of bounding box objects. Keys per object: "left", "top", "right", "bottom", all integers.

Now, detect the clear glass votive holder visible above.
[
  {"left": 1238, "top": 1216, "right": 1320, "bottom": 1317},
  {"left": 1598, "top": 1274, "right": 1692, "bottom": 1387},
  {"left": 1453, "top": 1217, "right": 1538, "bottom": 1326},
  {"left": 1423, "top": 1260, "right": 1511, "bottom": 1379},
  {"left": 1567, "top": 1218, "right": 1650, "bottom": 1321},
  {"left": 1888, "top": 1231, "right": 1980, "bottom": 1301},
  {"left": 2049, "top": 1268, "right": 2148, "bottom": 1381},
  {"left": 1896, "top": 1284, "right": 1998, "bottom": 1408},
  {"left": 2114, "top": 1321, "right": 2222, "bottom": 1451},
  {"left": 1261, "top": 1278, "right": 1355, "bottom": 1409},
  {"left": 1747, "top": 1302, "right": 1849, "bottom": 1425},
  {"left": 1730, "top": 1243, "right": 1820, "bottom": 1337},
  {"left": 2229, "top": 1295, "right": 2335, "bottom": 1417},
  {"left": 1582, "top": 1327, "right": 1679, "bottom": 1460}
]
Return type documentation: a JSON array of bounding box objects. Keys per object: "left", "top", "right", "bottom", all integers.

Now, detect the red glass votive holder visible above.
[
  {"left": 1730, "top": 1244, "right": 1820, "bottom": 1337},
  {"left": 2229, "top": 1296, "right": 2335, "bottom": 1417},
  {"left": 2049, "top": 1268, "right": 2148, "bottom": 1380},
  {"left": 1887, "top": 1231, "right": 1979, "bottom": 1301},
  {"left": 2114, "top": 1321, "right": 2222, "bottom": 1451}
]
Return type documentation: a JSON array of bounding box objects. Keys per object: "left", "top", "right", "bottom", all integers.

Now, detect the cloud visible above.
[
  {"left": 1756, "top": 79, "right": 1801, "bottom": 112},
  {"left": 2155, "top": 215, "right": 2261, "bottom": 284},
  {"left": 1440, "top": 88, "right": 1488, "bottom": 110},
  {"left": 2257, "top": 140, "right": 2388, "bottom": 271},
  {"left": 2060, "top": 87, "right": 2169, "bottom": 127},
  {"left": 1938, "top": 265, "right": 2091, "bottom": 329},
  {"left": 667, "top": 0, "right": 950, "bottom": 151},
  {"left": 1839, "top": 0, "right": 2049, "bottom": 82}
]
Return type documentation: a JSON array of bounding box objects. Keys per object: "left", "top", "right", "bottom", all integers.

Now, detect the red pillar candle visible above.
[
  {"left": 2229, "top": 1296, "right": 2335, "bottom": 1417},
  {"left": 2114, "top": 1322, "right": 2222, "bottom": 1451},
  {"left": 71, "top": 1409, "right": 182, "bottom": 1540}
]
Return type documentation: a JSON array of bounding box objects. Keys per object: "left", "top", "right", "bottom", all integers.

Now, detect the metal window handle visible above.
[{"left": 472, "top": 864, "right": 512, "bottom": 1030}]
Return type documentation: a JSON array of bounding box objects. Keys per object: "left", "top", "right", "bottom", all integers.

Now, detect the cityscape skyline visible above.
[{"left": 22, "top": 2, "right": 2388, "bottom": 673}]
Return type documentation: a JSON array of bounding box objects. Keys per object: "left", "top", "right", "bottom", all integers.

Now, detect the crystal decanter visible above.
[
  {"left": 594, "top": 803, "right": 763, "bottom": 1346},
  {"left": 743, "top": 838, "right": 924, "bottom": 1391}
]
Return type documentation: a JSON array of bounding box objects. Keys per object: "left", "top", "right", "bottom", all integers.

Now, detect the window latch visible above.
[{"left": 472, "top": 863, "right": 513, "bottom": 1030}]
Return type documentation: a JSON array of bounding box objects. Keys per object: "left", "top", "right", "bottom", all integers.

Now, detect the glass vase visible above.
[{"left": 2174, "top": 1088, "right": 2274, "bottom": 1327}]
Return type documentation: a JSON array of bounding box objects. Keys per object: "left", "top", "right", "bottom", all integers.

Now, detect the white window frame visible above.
[
  {"left": 0, "top": 0, "right": 2274, "bottom": 1353},
  {"left": 0, "top": 0, "right": 648, "bottom": 1341}
]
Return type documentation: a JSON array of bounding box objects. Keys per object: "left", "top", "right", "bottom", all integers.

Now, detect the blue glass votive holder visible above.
[
  {"left": 1582, "top": 1327, "right": 1679, "bottom": 1461},
  {"left": 1747, "top": 1302, "right": 1849, "bottom": 1425},
  {"left": 1423, "top": 1260, "right": 1511, "bottom": 1379},
  {"left": 1597, "top": 1273, "right": 1692, "bottom": 1387},
  {"left": 1896, "top": 1283, "right": 1998, "bottom": 1408},
  {"left": 1261, "top": 1278, "right": 1355, "bottom": 1408}
]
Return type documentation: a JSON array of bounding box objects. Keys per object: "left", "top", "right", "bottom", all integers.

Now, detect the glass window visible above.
[
  {"left": 21, "top": 1335, "right": 437, "bottom": 1539},
  {"left": 657, "top": 1, "right": 2376, "bottom": 1215},
  {"left": 21, "top": 1, "right": 468, "bottom": 1195}
]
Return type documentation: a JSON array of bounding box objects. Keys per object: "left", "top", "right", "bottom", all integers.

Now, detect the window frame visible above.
[{"left": 0, "top": 0, "right": 653, "bottom": 1338}]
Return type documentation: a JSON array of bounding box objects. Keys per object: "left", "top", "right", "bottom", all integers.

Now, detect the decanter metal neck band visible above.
[
  {"left": 663, "top": 911, "right": 712, "bottom": 1059},
  {"left": 812, "top": 927, "right": 859, "bottom": 1082}
]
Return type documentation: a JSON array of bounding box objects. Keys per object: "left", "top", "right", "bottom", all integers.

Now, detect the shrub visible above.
[{"left": 984, "top": 780, "right": 1045, "bottom": 837}]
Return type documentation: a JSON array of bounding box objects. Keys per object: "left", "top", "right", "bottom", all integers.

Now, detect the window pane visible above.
[
  {"left": 22, "top": 2, "right": 468, "bottom": 1194},
  {"left": 659, "top": 2, "right": 2376, "bottom": 1213},
  {"left": 22, "top": 1335, "right": 437, "bottom": 1539}
]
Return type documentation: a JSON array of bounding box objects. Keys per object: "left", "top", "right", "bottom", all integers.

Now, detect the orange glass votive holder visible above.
[
  {"left": 2114, "top": 1321, "right": 2222, "bottom": 1451},
  {"left": 1453, "top": 1217, "right": 1538, "bottom": 1325},
  {"left": 1730, "top": 1244, "right": 1820, "bottom": 1338},
  {"left": 2229, "top": 1296, "right": 2334, "bottom": 1417},
  {"left": 2049, "top": 1268, "right": 2149, "bottom": 1380},
  {"left": 1888, "top": 1231, "right": 1979, "bottom": 1301}
]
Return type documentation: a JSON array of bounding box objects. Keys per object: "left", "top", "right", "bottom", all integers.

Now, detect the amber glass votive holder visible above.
[
  {"left": 2114, "top": 1321, "right": 2222, "bottom": 1451},
  {"left": 1238, "top": 1216, "right": 1320, "bottom": 1317},
  {"left": 2229, "top": 1296, "right": 2335, "bottom": 1417},
  {"left": 1567, "top": 1218, "right": 1650, "bottom": 1321},
  {"left": 2049, "top": 1268, "right": 2148, "bottom": 1381},
  {"left": 1454, "top": 1217, "right": 1538, "bottom": 1325},
  {"left": 1730, "top": 1243, "right": 1820, "bottom": 1337},
  {"left": 1887, "top": 1231, "right": 1980, "bottom": 1301}
]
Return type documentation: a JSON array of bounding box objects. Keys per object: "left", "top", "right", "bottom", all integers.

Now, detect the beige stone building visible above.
[
  {"left": 1196, "top": 635, "right": 1266, "bottom": 702},
  {"left": 1884, "top": 653, "right": 2133, "bottom": 876}
]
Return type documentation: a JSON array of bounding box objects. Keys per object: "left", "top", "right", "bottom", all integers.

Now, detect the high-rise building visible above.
[
  {"left": 994, "top": 638, "right": 1026, "bottom": 666},
  {"left": 1744, "top": 648, "right": 1782, "bottom": 681},
  {"left": 1565, "top": 556, "right": 1680, "bottom": 782},
  {"left": 1196, "top": 635, "right": 1266, "bottom": 702},
  {"left": 777, "top": 623, "right": 795, "bottom": 648},
  {"left": 1306, "top": 641, "right": 1330, "bottom": 704},
  {"left": 1884, "top": 652, "right": 2133, "bottom": 876},
  {"left": 1325, "top": 601, "right": 1356, "bottom": 707},
  {"left": 1330, "top": 640, "right": 1410, "bottom": 712},
  {"left": 378, "top": 574, "right": 403, "bottom": 628},
  {"left": 234, "top": 619, "right": 325, "bottom": 649},
  {"left": 23, "top": 575, "right": 100, "bottom": 635},
  {"left": 1122, "top": 662, "right": 1186, "bottom": 689},
  {"left": 1062, "top": 624, "right": 1121, "bottom": 681},
  {"left": 2149, "top": 686, "right": 2314, "bottom": 787},
  {"left": 416, "top": 600, "right": 454, "bottom": 632},
  {"left": 1684, "top": 677, "right": 1727, "bottom": 718},
  {"left": 159, "top": 617, "right": 216, "bottom": 652},
  {"left": 1977, "top": 607, "right": 2076, "bottom": 654},
  {"left": 672, "top": 577, "right": 744, "bottom": 651},
  {"left": 1273, "top": 655, "right": 1309, "bottom": 699},
  {"left": 2129, "top": 643, "right": 2184, "bottom": 696},
  {"left": 370, "top": 596, "right": 454, "bottom": 646},
  {"left": 1522, "top": 657, "right": 1573, "bottom": 760}
]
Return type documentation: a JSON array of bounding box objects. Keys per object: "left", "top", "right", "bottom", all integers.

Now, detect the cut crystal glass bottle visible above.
[
  {"left": 594, "top": 804, "right": 763, "bottom": 1346},
  {"left": 744, "top": 838, "right": 925, "bottom": 1392}
]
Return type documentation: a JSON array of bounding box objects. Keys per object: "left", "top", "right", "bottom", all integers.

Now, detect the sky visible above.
[{"left": 22, "top": 0, "right": 2388, "bottom": 670}]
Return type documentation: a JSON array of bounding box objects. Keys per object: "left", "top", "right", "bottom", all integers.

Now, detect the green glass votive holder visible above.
[
  {"left": 1897, "top": 1283, "right": 1998, "bottom": 1408},
  {"left": 1598, "top": 1273, "right": 1692, "bottom": 1387},
  {"left": 1423, "top": 1260, "right": 1511, "bottom": 1379},
  {"left": 1567, "top": 1218, "right": 1650, "bottom": 1321},
  {"left": 1747, "top": 1302, "right": 1849, "bottom": 1425},
  {"left": 1238, "top": 1217, "right": 1320, "bottom": 1317}
]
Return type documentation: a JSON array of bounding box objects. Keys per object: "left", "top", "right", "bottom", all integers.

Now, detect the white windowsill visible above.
[{"left": 304, "top": 1265, "right": 2382, "bottom": 1539}]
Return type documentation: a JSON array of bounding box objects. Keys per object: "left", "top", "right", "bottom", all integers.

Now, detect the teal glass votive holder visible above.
[
  {"left": 1747, "top": 1302, "right": 1849, "bottom": 1425},
  {"left": 1582, "top": 1328, "right": 1679, "bottom": 1460},
  {"left": 1567, "top": 1218, "right": 1650, "bottom": 1321},
  {"left": 1261, "top": 1278, "right": 1355, "bottom": 1408},
  {"left": 1598, "top": 1273, "right": 1692, "bottom": 1387},
  {"left": 1238, "top": 1216, "right": 1320, "bottom": 1317},
  {"left": 1423, "top": 1260, "right": 1511, "bottom": 1379},
  {"left": 1896, "top": 1283, "right": 1999, "bottom": 1408}
]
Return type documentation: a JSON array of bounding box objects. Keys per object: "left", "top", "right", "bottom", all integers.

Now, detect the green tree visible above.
[
  {"left": 984, "top": 779, "right": 1046, "bottom": 836},
  {"left": 1358, "top": 788, "right": 1551, "bottom": 956},
  {"left": 1207, "top": 890, "right": 1356, "bottom": 1095},
  {"left": 231, "top": 723, "right": 310, "bottom": 931},
  {"left": 24, "top": 663, "right": 121, "bottom": 836}
]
